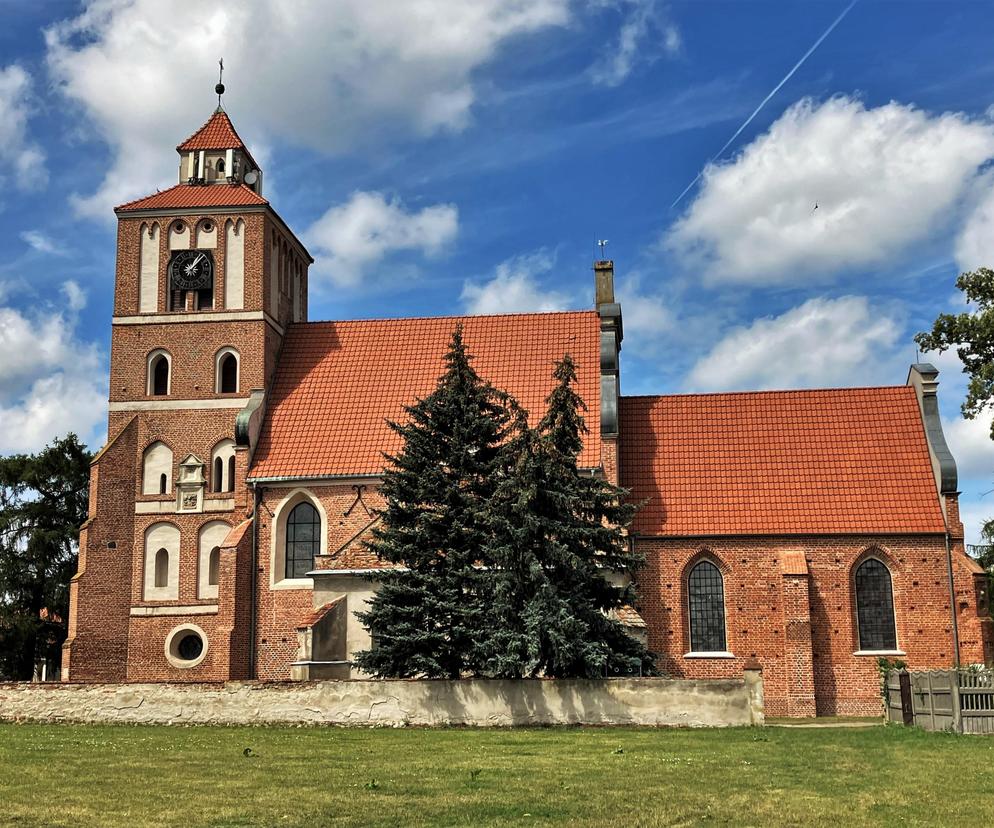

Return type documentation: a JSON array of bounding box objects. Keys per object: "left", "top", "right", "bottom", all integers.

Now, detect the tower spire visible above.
[{"left": 215, "top": 58, "right": 225, "bottom": 111}]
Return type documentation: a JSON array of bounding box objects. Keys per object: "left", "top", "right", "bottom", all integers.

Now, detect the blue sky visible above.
[{"left": 2, "top": 0, "right": 994, "bottom": 540}]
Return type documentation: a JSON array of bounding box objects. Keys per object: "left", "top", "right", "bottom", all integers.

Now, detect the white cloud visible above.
[
  {"left": 0, "top": 283, "right": 105, "bottom": 454},
  {"left": 667, "top": 96, "right": 994, "bottom": 284},
  {"left": 461, "top": 249, "right": 570, "bottom": 315},
  {"left": 20, "top": 230, "right": 65, "bottom": 256},
  {"left": 944, "top": 411, "right": 994, "bottom": 482},
  {"left": 685, "top": 295, "right": 904, "bottom": 392},
  {"left": 615, "top": 272, "right": 677, "bottom": 354},
  {"left": 0, "top": 64, "right": 47, "bottom": 190},
  {"left": 306, "top": 191, "right": 458, "bottom": 287},
  {"left": 44, "top": 0, "right": 571, "bottom": 218},
  {"left": 590, "top": 0, "right": 680, "bottom": 87},
  {"left": 955, "top": 171, "right": 994, "bottom": 273}
]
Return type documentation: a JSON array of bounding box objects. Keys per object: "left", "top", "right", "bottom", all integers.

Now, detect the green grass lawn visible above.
[{"left": 1, "top": 723, "right": 992, "bottom": 827}]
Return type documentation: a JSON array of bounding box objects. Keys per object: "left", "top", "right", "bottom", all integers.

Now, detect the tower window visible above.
[
  {"left": 688, "top": 560, "right": 727, "bottom": 653},
  {"left": 216, "top": 159, "right": 225, "bottom": 175},
  {"left": 855, "top": 557, "right": 898, "bottom": 651},
  {"left": 208, "top": 546, "right": 220, "bottom": 587},
  {"left": 154, "top": 548, "right": 169, "bottom": 589},
  {"left": 148, "top": 351, "right": 171, "bottom": 396},
  {"left": 211, "top": 439, "right": 236, "bottom": 496},
  {"left": 159, "top": 473, "right": 167, "bottom": 495},
  {"left": 218, "top": 351, "right": 238, "bottom": 393}
]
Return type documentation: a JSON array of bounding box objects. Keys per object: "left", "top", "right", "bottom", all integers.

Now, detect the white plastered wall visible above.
[
  {"left": 144, "top": 522, "right": 180, "bottom": 601},
  {"left": 197, "top": 220, "right": 217, "bottom": 249},
  {"left": 225, "top": 219, "right": 245, "bottom": 309},
  {"left": 139, "top": 223, "right": 160, "bottom": 313},
  {"left": 198, "top": 520, "right": 231, "bottom": 600},
  {"left": 141, "top": 441, "right": 173, "bottom": 495},
  {"left": 169, "top": 221, "right": 190, "bottom": 250}
]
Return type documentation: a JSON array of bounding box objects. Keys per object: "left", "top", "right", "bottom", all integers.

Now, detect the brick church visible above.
[{"left": 63, "top": 104, "right": 993, "bottom": 717}]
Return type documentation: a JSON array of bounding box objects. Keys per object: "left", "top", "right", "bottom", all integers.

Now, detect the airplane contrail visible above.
[{"left": 670, "top": 0, "right": 858, "bottom": 210}]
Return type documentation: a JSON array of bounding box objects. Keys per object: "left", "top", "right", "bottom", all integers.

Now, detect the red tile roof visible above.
[
  {"left": 619, "top": 387, "right": 946, "bottom": 537},
  {"left": 295, "top": 598, "right": 344, "bottom": 630},
  {"left": 177, "top": 110, "right": 246, "bottom": 151},
  {"left": 116, "top": 183, "right": 267, "bottom": 212},
  {"left": 249, "top": 311, "right": 601, "bottom": 480}
]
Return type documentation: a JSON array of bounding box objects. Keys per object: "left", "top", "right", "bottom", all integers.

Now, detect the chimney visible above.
[{"left": 594, "top": 260, "right": 615, "bottom": 306}]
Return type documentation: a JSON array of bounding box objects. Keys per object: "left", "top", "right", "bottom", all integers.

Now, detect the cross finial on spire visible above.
[{"left": 215, "top": 58, "right": 225, "bottom": 111}]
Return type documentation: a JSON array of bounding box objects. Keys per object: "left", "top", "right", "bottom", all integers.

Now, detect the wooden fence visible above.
[{"left": 886, "top": 668, "right": 994, "bottom": 734}]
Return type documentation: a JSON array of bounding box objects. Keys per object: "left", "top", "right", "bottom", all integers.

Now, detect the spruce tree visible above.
[
  {"left": 354, "top": 327, "right": 512, "bottom": 678},
  {"left": 479, "top": 355, "right": 655, "bottom": 678}
]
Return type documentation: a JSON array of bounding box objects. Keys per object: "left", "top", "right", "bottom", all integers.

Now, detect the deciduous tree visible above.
[{"left": 0, "top": 435, "right": 91, "bottom": 680}]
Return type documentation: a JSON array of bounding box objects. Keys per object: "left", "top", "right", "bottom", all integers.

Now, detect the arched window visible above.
[
  {"left": 285, "top": 502, "right": 320, "bottom": 579},
  {"left": 148, "top": 351, "right": 171, "bottom": 396},
  {"left": 198, "top": 520, "right": 229, "bottom": 600},
  {"left": 208, "top": 547, "right": 220, "bottom": 586},
  {"left": 855, "top": 558, "right": 897, "bottom": 651},
  {"left": 144, "top": 522, "right": 179, "bottom": 601},
  {"left": 142, "top": 441, "right": 173, "bottom": 496},
  {"left": 217, "top": 350, "right": 238, "bottom": 393},
  {"left": 688, "top": 560, "right": 727, "bottom": 653},
  {"left": 216, "top": 158, "right": 225, "bottom": 175},
  {"left": 154, "top": 548, "right": 169, "bottom": 588},
  {"left": 210, "top": 439, "right": 235, "bottom": 495}
]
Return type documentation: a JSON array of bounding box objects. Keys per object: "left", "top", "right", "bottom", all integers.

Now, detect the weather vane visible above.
[
  {"left": 215, "top": 58, "right": 225, "bottom": 109},
  {"left": 597, "top": 239, "right": 609, "bottom": 258}
]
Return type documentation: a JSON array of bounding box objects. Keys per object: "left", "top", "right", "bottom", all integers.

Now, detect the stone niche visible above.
[{"left": 176, "top": 454, "right": 206, "bottom": 513}]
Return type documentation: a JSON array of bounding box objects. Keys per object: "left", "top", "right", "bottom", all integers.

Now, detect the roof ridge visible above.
[
  {"left": 621, "top": 385, "right": 912, "bottom": 401},
  {"left": 294, "top": 309, "right": 599, "bottom": 326}
]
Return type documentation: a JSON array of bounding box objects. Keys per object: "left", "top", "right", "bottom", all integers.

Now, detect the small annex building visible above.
[{"left": 63, "top": 104, "right": 994, "bottom": 717}]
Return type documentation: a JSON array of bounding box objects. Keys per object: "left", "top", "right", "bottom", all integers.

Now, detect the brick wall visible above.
[
  {"left": 634, "top": 534, "right": 991, "bottom": 716},
  {"left": 62, "top": 418, "right": 138, "bottom": 681}
]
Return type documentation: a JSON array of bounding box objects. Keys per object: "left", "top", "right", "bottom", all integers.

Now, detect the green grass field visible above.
[{"left": 1, "top": 722, "right": 991, "bottom": 827}]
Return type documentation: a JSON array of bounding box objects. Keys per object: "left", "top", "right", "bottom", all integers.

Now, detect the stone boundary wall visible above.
[{"left": 0, "top": 673, "right": 764, "bottom": 728}]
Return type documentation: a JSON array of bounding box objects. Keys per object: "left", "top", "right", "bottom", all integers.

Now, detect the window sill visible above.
[
  {"left": 684, "top": 651, "right": 735, "bottom": 659},
  {"left": 854, "top": 650, "right": 905, "bottom": 657},
  {"left": 271, "top": 577, "right": 313, "bottom": 591}
]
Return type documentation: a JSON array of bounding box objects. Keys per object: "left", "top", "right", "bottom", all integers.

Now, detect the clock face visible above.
[{"left": 169, "top": 249, "right": 215, "bottom": 291}]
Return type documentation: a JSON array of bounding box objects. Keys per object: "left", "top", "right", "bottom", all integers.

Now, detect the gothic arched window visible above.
[
  {"left": 217, "top": 350, "right": 239, "bottom": 394},
  {"left": 688, "top": 560, "right": 727, "bottom": 653},
  {"left": 148, "top": 351, "right": 171, "bottom": 396},
  {"left": 285, "top": 501, "right": 320, "bottom": 579},
  {"left": 208, "top": 547, "right": 220, "bottom": 587},
  {"left": 855, "top": 558, "right": 897, "bottom": 651},
  {"left": 154, "top": 548, "right": 169, "bottom": 589}
]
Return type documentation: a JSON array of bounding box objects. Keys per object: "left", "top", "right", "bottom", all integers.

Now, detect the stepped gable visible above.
[
  {"left": 619, "top": 385, "right": 946, "bottom": 536},
  {"left": 249, "top": 310, "right": 602, "bottom": 480}
]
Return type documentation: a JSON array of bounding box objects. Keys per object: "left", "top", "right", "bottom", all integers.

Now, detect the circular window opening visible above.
[
  {"left": 172, "top": 221, "right": 185, "bottom": 233},
  {"left": 201, "top": 220, "right": 214, "bottom": 233},
  {"left": 164, "top": 624, "right": 209, "bottom": 669},
  {"left": 177, "top": 633, "right": 203, "bottom": 661}
]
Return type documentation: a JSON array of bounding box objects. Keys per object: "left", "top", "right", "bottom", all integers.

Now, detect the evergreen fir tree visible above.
[
  {"left": 479, "top": 355, "right": 655, "bottom": 678},
  {"left": 353, "top": 327, "right": 512, "bottom": 678}
]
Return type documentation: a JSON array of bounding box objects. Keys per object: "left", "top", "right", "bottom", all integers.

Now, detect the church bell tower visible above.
[{"left": 63, "top": 79, "right": 313, "bottom": 682}]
